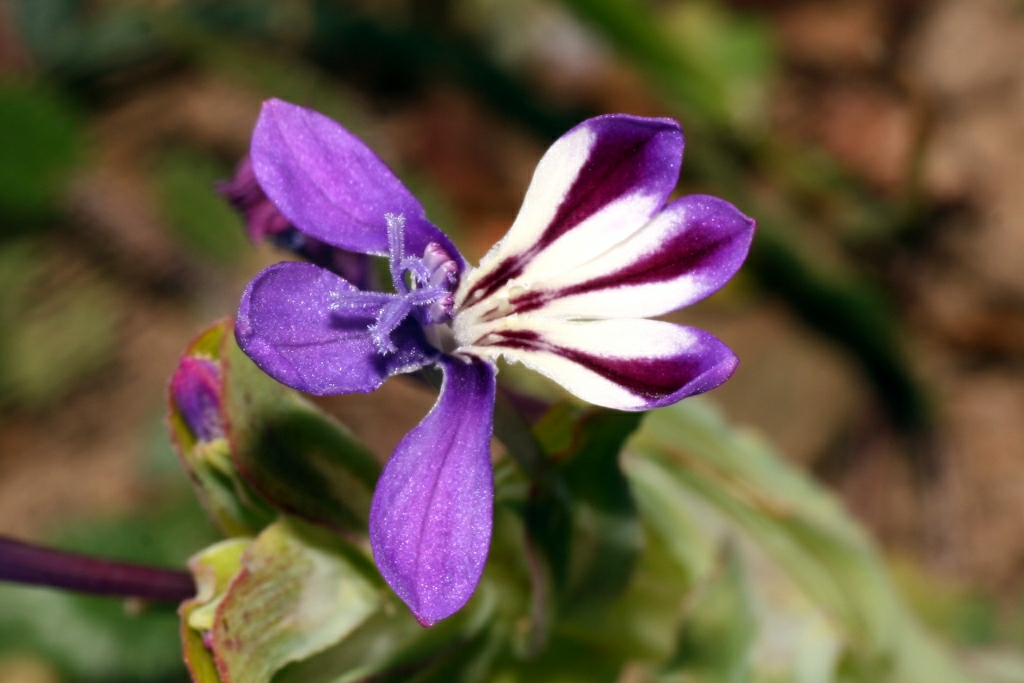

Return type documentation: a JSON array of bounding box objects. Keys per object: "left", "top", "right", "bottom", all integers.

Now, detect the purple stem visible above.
[{"left": 0, "top": 535, "right": 196, "bottom": 603}]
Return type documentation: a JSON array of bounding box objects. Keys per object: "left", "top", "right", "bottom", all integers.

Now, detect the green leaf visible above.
[
  {"left": 0, "top": 497, "right": 217, "bottom": 683},
  {"left": 0, "top": 240, "right": 120, "bottom": 410},
  {"left": 665, "top": 544, "right": 756, "bottom": 683},
  {"left": 274, "top": 605, "right": 475, "bottom": 683},
  {"left": 0, "top": 81, "right": 84, "bottom": 224},
  {"left": 209, "top": 519, "right": 381, "bottom": 683},
  {"left": 628, "top": 399, "right": 967, "bottom": 683},
  {"left": 13, "top": 0, "right": 163, "bottom": 81},
  {"left": 492, "top": 634, "right": 624, "bottom": 683},
  {"left": 169, "top": 319, "right": 380, "bottom": 535},
  {"left": 558, "top": 0, "right": 774, "bottom": 133},
  {"left": 158, "top": 148, "right": 249, "bottom": 265},
  {"left": 276, "top": 510, "right": 515, "bottom": 683},
  {"left": 529, "top": 405, "right": 644, "bottom": 614}
]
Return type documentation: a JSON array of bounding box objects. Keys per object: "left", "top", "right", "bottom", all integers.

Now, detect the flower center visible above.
[{"left": 368, "top": 214, "right": 459, "bottom": 354}]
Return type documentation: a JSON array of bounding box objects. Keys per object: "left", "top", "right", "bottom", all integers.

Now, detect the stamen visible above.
[
  {"left": 429, "top": 261, "right": 458, "bottom": 288},
  {"left": 426, "top": 294, "right": 454, "bottom": 325},
  {"left": 422, "top": 243, "right": 450, "bottom": 271},
  {"left": 399, "top": 257, "right": 433, "bottom": 285},
  {"left": 370, "top": 296, "right": 415, "bottom": 354},
  {"left": 370, "top": 225, "right": 462, "bottom": 354}
]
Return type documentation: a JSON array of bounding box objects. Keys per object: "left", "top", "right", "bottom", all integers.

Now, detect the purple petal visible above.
[
  {"left": 507, "top": 195, "right": 755, "bottom": 319},
  {"left": 369, "top": 355, "right": 496, "bottom": 626},
  {"left": 460, "top": 114, "right": 683, "bottom": 307},
  {"left": 235, "top": 262, "right": 434, "bottom": 395},
  {"left": 485, "top": 318, "right": 737, "bottom": 411},
  {"left": 251, "top": 99, "right": 463, "bottom": 267}
]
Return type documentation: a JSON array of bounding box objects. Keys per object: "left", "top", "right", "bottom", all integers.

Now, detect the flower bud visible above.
[{"left": 170, "top": 357, "right": 224, "bottom": 443}]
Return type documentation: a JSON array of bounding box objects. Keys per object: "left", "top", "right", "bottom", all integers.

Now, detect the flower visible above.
[{"left": 234, "top": 99, "right": 755, "bottom": 626}]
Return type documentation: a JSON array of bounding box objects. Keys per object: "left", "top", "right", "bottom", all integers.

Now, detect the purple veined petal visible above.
[
  {"left": 369, "top": 355, "right": 497, "bottom": 626},
  {"left": 505, "top": 195, "right": 755, "bottom": 320},
  {"left": 235, "top": 262, "right": 435, "bottom": 395},
  {"left": 472, "top": 318, "right": 737, "bottom": 411},
  {"left": 251, "top": 99, "right": 464, "bottom": 269},
  {"left": 458, "top": 114, "right": 683, "bottom": 308}
]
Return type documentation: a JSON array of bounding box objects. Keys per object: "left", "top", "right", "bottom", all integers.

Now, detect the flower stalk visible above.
[{"left": 0, "top": 535, "right": 195, "bottom": 603}]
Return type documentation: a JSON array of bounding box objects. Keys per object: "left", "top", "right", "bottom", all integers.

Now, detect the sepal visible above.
[{"left": 181, "top": 519, "right": 380, "bottom": 683}]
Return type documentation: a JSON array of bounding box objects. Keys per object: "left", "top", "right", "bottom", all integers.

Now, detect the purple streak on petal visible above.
[
  {"left": 513, "top": 195, "right": 755, "bottom": 315},
  {"left": 464, "top": 114, "right": 682, "bottom": 304},
  {"left": 493, "top": 327, "right": 737, "bottom": 409},
  {"left": 541, "top": 115, "right": 682, "bottom": 247},
  {"left": 250, "top": 99, "right": 463, "bottom": 269},
  {"left": 170, "top": 357, "right": 224, "bottom": 442},
  {"left": 369, "top": 356, "right": 496, "bottom": 626},
  {"left": 235, "top": 262, "right": 434, "bottom": 395}
]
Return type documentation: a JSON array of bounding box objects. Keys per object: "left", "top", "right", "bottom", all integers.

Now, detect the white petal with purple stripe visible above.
[
  {"left": 496, "top": 195, "right": 755, "bottom": 320},
  {"left": 461, "top": 317, "right": 738, "bottom": 411}
]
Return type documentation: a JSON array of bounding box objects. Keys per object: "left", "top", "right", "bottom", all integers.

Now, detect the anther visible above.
[
  {"left": 422, "top": 243, "right": 451, "bottom": 271},
  {"left": 429, "top": 261, "right": 458, "bottom": 288}
]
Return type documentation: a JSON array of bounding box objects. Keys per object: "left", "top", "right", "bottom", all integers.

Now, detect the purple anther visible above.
[
  {"left": 426, "top": 294, "right": 455, "bottom": 324},
  {"left": 429, "top": 261, "right": 458, "bottom": 289},
  {"left": 422, "top": 243, "right": 451, "bottom": 271}
]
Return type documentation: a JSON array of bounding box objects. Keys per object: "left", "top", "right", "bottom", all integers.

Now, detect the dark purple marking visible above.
[
  {"left": 537, "top": 120, "right": 674, "bottom": 251},
  {"left": 463, "top": 117, "right": 681, "bottom": 307},
  {"left": 492, "top": 330, "right": 705, "bottom": 402},
  {"left": 462, "top": 254, "right": 528, "bottom": 308}
]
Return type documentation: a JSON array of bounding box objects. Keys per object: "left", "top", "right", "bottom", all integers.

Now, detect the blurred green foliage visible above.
[
  {"left": 0, "top": 81, "right": 83, "bottom": 226},
  {"left": 158, "top": 149, "right": 250, "bottom": 265},
  {"left": 0, "top": 240, "right": 120, "bottom": 409},
  {"left": 12, "top": 0, "right": 161, "bottom": 82}
]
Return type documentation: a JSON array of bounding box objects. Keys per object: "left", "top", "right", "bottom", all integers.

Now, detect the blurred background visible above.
[{"left": 2, "top": 0, "right": 1024, "bottom": 680}]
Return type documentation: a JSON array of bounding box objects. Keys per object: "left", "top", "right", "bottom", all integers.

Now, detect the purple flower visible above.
[{"left": 234, "top": 99, "right": 755, "bottom": 626}]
